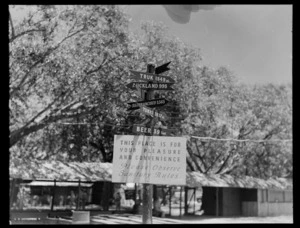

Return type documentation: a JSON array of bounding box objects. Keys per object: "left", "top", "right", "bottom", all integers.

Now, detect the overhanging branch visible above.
[
  {"left": 10, "top": 106, "right": 95, "bottom": 148},
  {"left": 9, "top": 29, "right": 45, "bottom": 43},
  {"left": 204, "top": 152, "right": 223, "bottom": 174},
  {"left": 10, "top": 27, "right": 86, "bottom": 99},
  {"left": 215, "top": 148, "right": 235, "bottom": 174},
  {"left": 194, "top": 140, "right": 207, "bottom": 170},
  {"left": 9, "top": 11, "right": 15, "bottom": 38},
  {"left": 187, "top": 146, "right": 203, "bottom": 173}
]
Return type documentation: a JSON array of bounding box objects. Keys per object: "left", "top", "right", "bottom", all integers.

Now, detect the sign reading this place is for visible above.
[{"left": 112, "top": 135, "right": 187, "bottom": 185}]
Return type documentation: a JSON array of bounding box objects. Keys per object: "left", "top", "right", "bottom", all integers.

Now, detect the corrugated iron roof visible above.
[
  {"left": 10, "top": 158, "right": 292, "bottom": 190},
  {"left": 186, "top": 172, "right": 292, "bottom": 190},
  {"left": 21, "top": 181, "right": 93, "bottom": 187},
  {"left": 9, "top": 158, "right": 112, "bottom": 182}
]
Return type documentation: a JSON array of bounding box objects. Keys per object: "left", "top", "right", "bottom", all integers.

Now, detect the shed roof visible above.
[
  {"left": 21, "top": 181, "right": 93, "bottom": 187},
  {"left": 10, "top": 158, "right": 292, "bottom": 190},
  {"left": 186, "top": 172, "right": 292, "bottom": 190},
  {"left": 10, "top": 158, "right": 112, "bottom": 182}
]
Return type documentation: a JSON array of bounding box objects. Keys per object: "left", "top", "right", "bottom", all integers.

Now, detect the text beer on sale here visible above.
[{"left": 112, "top": 135, "right": 186, "bottom": 185}]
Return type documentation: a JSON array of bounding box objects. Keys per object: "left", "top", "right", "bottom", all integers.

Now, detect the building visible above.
[
  {"left": 187, "top": 172, "right": 293, "bottom": 216},
  {"left": 10, "top": 158, "right": 292, "bottom": 217}
]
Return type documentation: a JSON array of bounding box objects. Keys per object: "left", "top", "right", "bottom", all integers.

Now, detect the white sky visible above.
[
  {"left": 123, "top": 5, "right": 292, "bottom": 85},
  {"left": 10, "top": 5, "right": 292, "bottom": 85}
]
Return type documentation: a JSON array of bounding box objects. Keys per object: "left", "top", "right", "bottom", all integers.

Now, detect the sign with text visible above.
[
  {"left": 127, "top": 98, "right": 168, "bottom": 111},
  {"left": 130, "top": 71, "right": 175, "bottom": 83},
  {"left": 132, "top": 125, "right": 172, "bottom": 136},
  {"left": 155, "top": 62, "right": 171, "bottom": 75},
  {"left": 126, "top": 82, "right": 174, "bottom": 91},
  {"left": 112, "top": 135, "right": 187, "bottom": 185},
  {"left": 138, "top": 105, "right": 167, "bottom": 121}
]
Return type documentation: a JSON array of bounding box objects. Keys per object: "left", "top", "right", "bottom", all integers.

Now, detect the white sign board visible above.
[{"left": 112, "top": 135, "right": 186, "bottom": 185}]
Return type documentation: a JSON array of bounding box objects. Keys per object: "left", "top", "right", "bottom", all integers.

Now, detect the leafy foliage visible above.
[
  {"left": 184, "top": 76, "right": 292, "bottom": 179},
  {"left": 9, "top": 6, "right": 292, "bottom": 179},
  {"left": 10, "top": 5, "right": 133, "bottom": 158}
]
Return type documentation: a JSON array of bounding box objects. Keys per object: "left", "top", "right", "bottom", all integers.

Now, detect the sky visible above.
[
  {"left": 10, "top": 5, "right": 292, "bottom": 85},
  {"left": 122, "top": 5, "right": 292, "bottom": 85}
]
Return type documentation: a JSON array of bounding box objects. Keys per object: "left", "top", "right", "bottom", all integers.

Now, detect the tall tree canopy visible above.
[
  {"left": 9, "top": 5, "right": 292, "bottom": 179},
  {"left": 9, "top": 5, "right": 133, "bottom": 150}
]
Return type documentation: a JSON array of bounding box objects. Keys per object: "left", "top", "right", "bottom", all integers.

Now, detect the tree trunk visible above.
[
  {"left": 153, "top": 185, "right": 159, "bottom": 215},
  {"left": 101, "top": 182, "right": 110, "bottom": 211}
]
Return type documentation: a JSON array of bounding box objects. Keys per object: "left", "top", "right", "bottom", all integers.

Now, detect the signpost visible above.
[
  {"left": 127, "top": 98, "right": 168, "bottom": 111},
  {"left": 113, "top": 62, "right": 185, "bottom": 224},
  {"left": 138, "top": 105, "right": 168, "bottom": 121},
  {"left": 130, "top": 70, "right": 175, "bottom": 83},
  {"left": 126, "top": 82, "right": 174, "bottom": 90},
  {"left": 142, "top": 64, "right": 156, "bottom": 224},
  {"left": 155, "top": 61, "right": 171, "bottom": 75},
  {"left": 132, "top": 125, "right": 173, "bottom": 136}
]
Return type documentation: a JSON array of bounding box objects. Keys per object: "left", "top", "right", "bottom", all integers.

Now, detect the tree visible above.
[
  {"left": 10, "top": 6, "right": 292, "bottom": 180},
  {"left": 229, "top": 83, "right": 292, "bottom": 178},
  {"left": 30, "top": 20, "right": 206, "bottom": 163},
  {"left": 183, "top": 73, "right": 292, "bottom": 179},
  {"left": 9, "top": 5, "right": 137, "bottom": 212},
  {"left": 9, "top": 5, "right": 133, "bottom": 150},
  {"left": 181, "top": 66, "right": 243, "bottom": 173}
]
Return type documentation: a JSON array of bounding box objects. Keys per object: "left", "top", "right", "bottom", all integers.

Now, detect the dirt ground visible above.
[{"left": 170, "top": 215, "right": 293, "bottom": 223}]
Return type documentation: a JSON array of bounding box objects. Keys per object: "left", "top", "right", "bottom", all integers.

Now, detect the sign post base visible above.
[{"left": 142, "top": 184, "right": 153, "bottom": 224}]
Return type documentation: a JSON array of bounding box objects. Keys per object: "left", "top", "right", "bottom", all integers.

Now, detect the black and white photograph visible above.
[{"left": 9, "top": 4, "right": 292, "bottom": 224}]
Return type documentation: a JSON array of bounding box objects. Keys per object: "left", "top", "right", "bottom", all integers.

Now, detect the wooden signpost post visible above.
[
  {"left": 125, "top": 62, "right": 175, "bottom": 224},
  {"left": 142, "top": 64, "right": 155, "bottom": 224}
]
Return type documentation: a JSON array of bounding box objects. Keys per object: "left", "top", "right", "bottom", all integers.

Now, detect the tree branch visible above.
[
  {"left": 186, "top": 157, "right": 195, "bottom": 171},
  {"left": 220, "top": 164, "right": 239, "bottom": 175},
  {"left": 9, "top": 29, "right": 45, "bottom": 43},
  {"left": 86, "top": 56, "right": 108, "bottom": 75},
  {"left": 56, "top": 26, "right": 86, "bottom": 47},
  {"left": 10, "top": 26, "right": 86, "bottom": 98},
  {"left": 263, "top": 126, "right": 280, "bottom": 140},
  {"left": 85, "top": 55, "right": 119, "bottom": 76},
  {"left": 187, "top": 146, "right": 203, "bottom": 173},
  {"left": 204, "top": 152, "right": 223, "bottom": 174},
  {"left": 194, "top": 140, "right": 208, "bottom": 170},
  {"left": 9, "top": 10, "right": 15, "bottom": 38},
  {"left": 89, "top": 140, "right": 107, "bottom": 162},
  {"left": 10, "top": 106, "right": 95, "bottom": 148},
  {"left": 215, "top": 148, "right": 235, "bottom": 174},
  {"left": 10, "top": 51, "right": 51, "bottom": 98},
  {"left": 238, "top": 127, "right": 254, "bottom": 139},
  {"left": 20, "top": 93, "right": 64, "bottom": 131}
]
